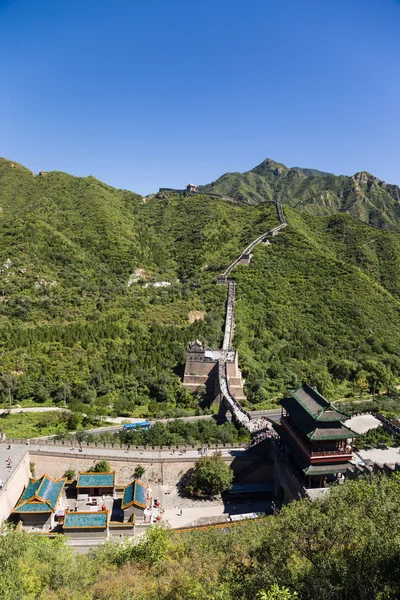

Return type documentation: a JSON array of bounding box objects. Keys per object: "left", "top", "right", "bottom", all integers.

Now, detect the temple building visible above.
[
  {"left": 12, "top": 474, "right": 65, "bottom": 529},
  {"left": 76, "top": 471, "right": 116, "bottom": 498},
  {"left": 279, "top": 383, "right": 359, "bottom": 489},
  {"left": 121, "top": 479, "right": 148, "bottom": 520},
  {"left": 63, "top": 510, "right": 110, "bottom": 538}
]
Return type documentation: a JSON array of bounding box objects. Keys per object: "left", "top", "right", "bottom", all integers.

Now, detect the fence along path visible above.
[{"left": 218, "top": 202, "right": 287, "bottom": 434}]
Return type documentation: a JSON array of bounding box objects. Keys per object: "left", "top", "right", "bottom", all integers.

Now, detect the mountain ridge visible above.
[
  {"left": 1, "top": 156, "right": 400, "bottom": 414},
  {"left": 199, "top": 157, "right": 400, "bottom": 231}
]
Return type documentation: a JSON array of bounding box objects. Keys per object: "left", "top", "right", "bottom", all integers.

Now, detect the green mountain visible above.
[
  {"left": 198, "top": 158, "right": 400, "bottom": 230},
  {"left": 0, "top": 158, "right": 278, "bottom": 415},
  {"left": 1, "top": 156, "right": 400, "bottom": 415}
]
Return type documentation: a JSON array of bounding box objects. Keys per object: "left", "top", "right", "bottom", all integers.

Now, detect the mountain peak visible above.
[{"left": 250, "top": 158, "right": 289, "bottom": 177}]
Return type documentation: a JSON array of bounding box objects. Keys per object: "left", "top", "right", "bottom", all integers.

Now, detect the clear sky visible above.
[{"left": 0, "top": 0, "right": 399, "bottom": 194}]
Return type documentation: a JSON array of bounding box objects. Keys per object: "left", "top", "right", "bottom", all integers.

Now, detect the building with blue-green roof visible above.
[
  {"left": 13, "top": 474, "right": 65, "bottom": 527},
  {"left": 121, "top": 480, "right": 148, "bottom": 521},
  {"left": 63, "top": 510, "right": 109, "bottom": 537},
  {"left": 77, "top": 471, "right": 116, "bottom": 496}
]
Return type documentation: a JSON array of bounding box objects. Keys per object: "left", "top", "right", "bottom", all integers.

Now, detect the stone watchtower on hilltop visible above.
[{"left": 183, "top": 340, "right": 246, "bottom": 404}]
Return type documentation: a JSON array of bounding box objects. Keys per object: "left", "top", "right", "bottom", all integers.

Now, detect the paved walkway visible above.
[
  {"left": 0, "top": 444, "right": 28, "bottom": 487},
  {"left": 164, "top": 501, "right": 270, "bottom": 528},
  {"left": 0, "top": 406, "right": 65, "bottom": 415},
  {"left": 345, "top": 414, "right": 381, "bottom": 434},
  {"left": 2, "top": 442, "right": 245, "bottom": 462},
  {"left": 359, "top": 446, "right": 400, "bottom": 464}
]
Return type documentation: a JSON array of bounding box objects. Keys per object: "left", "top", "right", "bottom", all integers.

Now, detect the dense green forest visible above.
[
  {"left": 234, "top": 207, "right": 400, "bottom": 403},
  {"left": 2, "top": 157, "right": 400, "bottom": 417},
  {"left": 199, "top": 157, "right": 400, "bottom": 230},
  {"left": 1, "top": 475, "right": 399, "bottom": 599},
  {"left": 65, "top": 419, "right": 250, "bottom": 446},
  {"left": 0, "top": 158, "right": 278, "bottom": 416}
]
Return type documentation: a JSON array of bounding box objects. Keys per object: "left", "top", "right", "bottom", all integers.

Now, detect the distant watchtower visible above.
[{"left": 186, "top": 183, "right": 197, "bottom": 193}]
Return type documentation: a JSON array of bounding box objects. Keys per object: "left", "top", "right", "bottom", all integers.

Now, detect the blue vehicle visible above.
[{"left": 123, "top": 420, "right": 151, "bottom": 430}]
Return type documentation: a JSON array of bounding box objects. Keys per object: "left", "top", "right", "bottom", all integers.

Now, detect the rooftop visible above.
[
  {"left": 281, "top": 397, "right": 358, "bottom": 440},
  {"left": 13, "top": 475, "right": 65, "bottom": 513},
  {"left": 286, "top": 383, "right": 348, "bottom": 422},
  {"left": 122, "top": 480, "right": 147, "bottom": 509},
  {"left": 63, "top": 510, "right": 108, "bottom": 529},
  {"left": 304, "top": 464, "right": 349, "bottom": 476},
  {"left": 77, "top": 471, "right": 116, "bottom": 488}
]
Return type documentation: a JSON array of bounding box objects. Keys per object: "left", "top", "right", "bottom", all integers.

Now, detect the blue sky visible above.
[{"left": 0, "top": 0, "right": 399, "bottom": 194}]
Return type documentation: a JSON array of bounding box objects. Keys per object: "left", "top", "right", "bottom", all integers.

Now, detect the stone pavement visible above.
[
  {"left": 0, "top": 444, "right": 28, "bottom": 487},
  {"left": 345, "top": 414, "right": 381, "bottom": 434},
  {"left": 23, "top": 443, "right": 242, "bottom": 461},
  {"left": 359, "top": 446, "right": 400, "bottom": 464},
  {"left": 164, "top": 500, "right": 271, "bottom": 528}
]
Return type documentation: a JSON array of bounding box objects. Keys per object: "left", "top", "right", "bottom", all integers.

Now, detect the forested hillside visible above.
[
  {"left": 2, "top": 157, "right": 400, "bottom": 416},
  {"left": 1, "top": 475, "right": 400, "bottom": 599},
  {"left": 0, "top": 159, "right": 278, "bottom": 415},
  {"left": 199, "top": 157, "right": 400, "bottom": 230},
  {"left": 234, "top": 207, "right": 400, "bottom": 403}
]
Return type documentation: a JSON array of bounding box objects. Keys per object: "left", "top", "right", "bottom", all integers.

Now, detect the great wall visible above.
[{"left": 183, "top": 201, "right": 287, "bottom": 435}]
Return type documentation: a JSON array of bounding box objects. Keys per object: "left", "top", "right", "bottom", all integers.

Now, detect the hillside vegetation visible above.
[
  {"left": 2, "top": 157, "right": 400, "bottom": 415},
  {"left": 234, "top": 207, "right": 400, "bottom": 402},
  {"left": 0, "top": 159, "right": 278, "bottom": 416},
  {"left": 1, "top": 475, "right": 400, "bottom": 599},
  {"left": 199, "top": 157, "right": 400, "bottom": 230}
]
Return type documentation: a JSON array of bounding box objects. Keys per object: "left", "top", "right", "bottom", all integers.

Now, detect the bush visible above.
[
  {"left": 89, "top": 459, "right": 111, "bottom": 473},
  {"left": 134, "top": 465, "right": 145, "bottom": 480},
  {"left": 64, "top": 468, "right": 76, "bottom": 480}
]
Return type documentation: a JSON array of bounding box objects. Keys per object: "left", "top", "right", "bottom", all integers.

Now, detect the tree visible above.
[
  {"left": 89, "top": 459, "right": 111, "bottom": 473},
  {"left": 133, "top": 465, "right": 145, "bottom": 480},
  {"left": 183, "top": 455, "right": 233, "bottom": 497},
  {"left": 64, "top": 468, "right": 76, "bottom": 480},
  {"left": 258, "top": 585, "right": 298, "bottom": 600}
]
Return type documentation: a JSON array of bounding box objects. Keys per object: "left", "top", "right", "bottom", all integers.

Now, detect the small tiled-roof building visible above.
[
  {"left": 77, "top": 471, "right": 116, "bottom": 496},
  {"left": 13, "top": 475, "right": 65, "bottom": 527},
  {"left": 121, "top": 480, "right": 148, "bottom": 521},
  {"left": 279, "top": 383, "right": 359, "bottom": 489},
  {"left": 63, "top": 510, "right": 109, "bottom": 538}
]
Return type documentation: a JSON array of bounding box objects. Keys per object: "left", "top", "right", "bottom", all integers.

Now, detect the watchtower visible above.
[{"left": 279, "top": 383, "right": 359, "bottom": 488}]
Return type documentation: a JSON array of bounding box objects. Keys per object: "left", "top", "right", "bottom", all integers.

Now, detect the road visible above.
[
  {"left": 61, "top": 409, "right": 282, "bottom": 437},
  {"left": 3, "top": 407, "right": 281, "bottom": 441},
  {"left": 0, "top": 406, "right": 67, "bottom": 415}
]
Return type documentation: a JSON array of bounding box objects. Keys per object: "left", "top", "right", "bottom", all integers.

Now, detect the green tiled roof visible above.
[
  {"left": 122, "top": 481, "right": 147, "bottom": 509},
  {"left": 134, "top": 482, "right": 147, "bottom": 507},
  {"left": 286, "top": 383, "right": 348, "bottom": 422},
  {"left": 37, "top": 477, "right": 65, "bottom": 509},
  {"left": 280, "top": 401, "right": 358, "bottom": 441},
  {"left": 77, "top": 472, "right": 115, "bottom": 488},
  {"left": 304, "top": 464, "right": 349, "bottom": 476},
  {"left": 122, "top": 483, "right": 135, "bottom": 508},
  {"left": 13, "top": 476, "right": 65, "bottom": 514},
  {"left": 308, "top": 425, "right": 359, "bottom": 441},
  {"left": 64, "top": 511, "right": 108, "bottom": 528},
  {"left": 13, "top": 502, "right": 53, "bottom": 513},
  {"left": 19, "top": 478, "right": 42, "bottom": 503}
]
